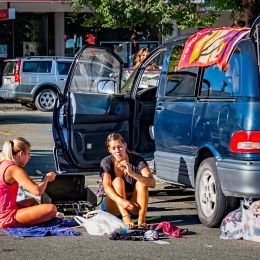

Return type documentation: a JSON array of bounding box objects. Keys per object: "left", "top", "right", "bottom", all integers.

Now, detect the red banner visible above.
[{"left": 177, "top": 27, "right": 250, "bottom": 71}]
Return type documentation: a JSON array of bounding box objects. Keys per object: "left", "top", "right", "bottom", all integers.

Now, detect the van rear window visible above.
[{"left": 3, "top": 61, "right": 17, "bottom": 76}]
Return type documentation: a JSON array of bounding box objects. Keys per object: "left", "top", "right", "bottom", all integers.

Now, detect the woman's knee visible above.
[
  {"left": 112, "top": 177, "right": 125, "bottom": 189},
  {"left": 135, "top": 181, "right": 147, "bottom": 191},
  {"left": 46, "top": 204, "right": 57, "bottom": 216}
]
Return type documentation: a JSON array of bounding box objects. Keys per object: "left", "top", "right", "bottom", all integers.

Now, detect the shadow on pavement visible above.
[{"left": 25, "top": 150, "right": 55, "bottom": 175}]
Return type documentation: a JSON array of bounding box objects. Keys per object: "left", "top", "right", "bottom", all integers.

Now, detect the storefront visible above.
[{"left": 0, "top": 1, "right": 78, "bottom": 59}]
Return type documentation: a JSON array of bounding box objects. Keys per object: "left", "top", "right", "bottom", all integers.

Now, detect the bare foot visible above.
[
  {"left": 138, "top": 216, "right": 147, "bottom": 228},
  {"left": 122, "top": 214, "right": 136, "bottom": 229}
]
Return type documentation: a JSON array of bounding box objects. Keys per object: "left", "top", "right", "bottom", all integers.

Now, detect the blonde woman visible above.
[
  {"left": 133, "top": 48, "right": 150, "bottom": 68},
  {"left": 0, "top": 137, "right": 57, "bottom": 228}
]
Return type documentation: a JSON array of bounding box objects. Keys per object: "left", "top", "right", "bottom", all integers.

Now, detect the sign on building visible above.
[
  {"left": 0, "top": 45, "right": 7, "bottom": 58},
  {"left": 0, "top": 8, "right": 15, "bottom": 21}
]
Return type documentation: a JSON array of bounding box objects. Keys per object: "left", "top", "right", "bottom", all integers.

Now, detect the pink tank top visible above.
[{"left": 0, "top": 160, "right": 19, "bottom": 228}]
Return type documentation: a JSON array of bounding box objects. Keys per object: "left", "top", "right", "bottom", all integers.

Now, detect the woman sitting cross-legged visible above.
[
  {"left": 0, "top": 137, "right": 58, "bottom": 228},
  {"left": 100, "top": 133, "right": 156, "bottom": 228}
]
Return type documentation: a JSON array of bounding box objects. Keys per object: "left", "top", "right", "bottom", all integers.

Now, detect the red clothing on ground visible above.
[{"left": 0, "top": 160, "right": 19, "bottom": 228}]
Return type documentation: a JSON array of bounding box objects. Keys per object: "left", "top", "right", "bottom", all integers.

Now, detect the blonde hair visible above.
[
  {"left": 0, "top": 137, "right": 30, "bottom": 161},
  {"left": 133, "top": 48, "right": 150, "bottom": 69}
]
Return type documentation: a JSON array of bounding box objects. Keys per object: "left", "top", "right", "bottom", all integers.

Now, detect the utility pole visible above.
[{"left": 7, "top": 1, "right": 14, "bottom": 58}]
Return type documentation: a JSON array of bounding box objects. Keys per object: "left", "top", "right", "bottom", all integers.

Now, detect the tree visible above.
[{"left": 70, "top": 0, "right": 260, "bottom": 35}]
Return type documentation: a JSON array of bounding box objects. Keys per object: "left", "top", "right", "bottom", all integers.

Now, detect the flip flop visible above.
[{"left": 137, "top": 223, "right": 149, "bottom": 229}]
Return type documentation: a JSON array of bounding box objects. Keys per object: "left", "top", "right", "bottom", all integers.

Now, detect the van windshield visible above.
[{"left": 3, "top": 61, "right": 17, "bottom": 76}]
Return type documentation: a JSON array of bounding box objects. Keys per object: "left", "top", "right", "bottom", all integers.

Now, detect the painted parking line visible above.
[{"left": 0, "top": 131, "right": 13, "bottom": 136}]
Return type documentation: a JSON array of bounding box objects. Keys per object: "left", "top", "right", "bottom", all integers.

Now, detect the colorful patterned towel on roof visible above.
[{"left": 177, "top": 27, "right": 250, "bottom": 71}]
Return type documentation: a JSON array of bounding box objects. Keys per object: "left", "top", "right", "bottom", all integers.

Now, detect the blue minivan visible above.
[{"left": 52, "top": 17, "right": 260, "bottom": 227}]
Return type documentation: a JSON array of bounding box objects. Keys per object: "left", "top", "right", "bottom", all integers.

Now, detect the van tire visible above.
[
  {"left": 35, "top": 88, "right": 57, "bottom": 112},
  {"left": 195, "top": 157, "right": 228, "bottom": 227}
]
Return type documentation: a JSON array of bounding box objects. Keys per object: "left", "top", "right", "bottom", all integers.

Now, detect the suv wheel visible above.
[
  {"left": 195, "top": 157, "right": 228, "bottom": 227},
  {"left": 35, "top": 88, "right": 57, "bottom": 112}
]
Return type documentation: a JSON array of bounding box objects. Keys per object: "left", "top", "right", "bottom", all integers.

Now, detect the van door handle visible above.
[{"left": 155, "top": 106, "right": 164, "bottom": 111}]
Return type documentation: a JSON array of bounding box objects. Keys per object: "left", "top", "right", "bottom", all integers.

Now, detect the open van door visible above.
[{"left": 52, "top": 46, "right": 129, "bottom": 173}]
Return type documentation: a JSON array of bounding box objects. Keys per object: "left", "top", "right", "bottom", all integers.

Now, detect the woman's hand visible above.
[
  {"left": 119, "top": 198, "right": 134, "bottom": 211},
  {"left": 44, "top": 172, "right": 56, "bottom": 182},
  {"left": 117, "top": 160, "right": 134, "bottom": 176}
]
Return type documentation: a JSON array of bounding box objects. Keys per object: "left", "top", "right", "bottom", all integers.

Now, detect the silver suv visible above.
[{"left": 0, "top": 56, "right": 73, "bottom": 111}]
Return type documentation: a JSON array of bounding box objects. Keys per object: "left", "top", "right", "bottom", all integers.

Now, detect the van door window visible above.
[
  {"left": 165, "top": 68, "right": 198, "bottom": 97},
  {"left": 69, "top": 48, "right": 121, "bottom": 94},
  {"left": 200, "top": 50, "right": 241, "bottom": 97},
  {"left": 164, "top": 45, "right": 198, "bottom": 97},
  {"left": 137, "top": 51, "right": 165, "bottom": 94}
]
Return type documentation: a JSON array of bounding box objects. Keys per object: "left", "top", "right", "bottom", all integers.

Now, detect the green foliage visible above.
[{"left": 69, "top": 0, "right": 259, "bottom": 35}]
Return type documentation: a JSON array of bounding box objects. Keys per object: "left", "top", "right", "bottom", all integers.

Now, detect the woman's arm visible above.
[
  {"left": 102, "top": 172, "right": 133, "bottom": 210},
  {"left": 118, "top": 161, "right": 156, "bottom": 188},
  {"left": 7, "top": 165, "right": 56, "bottom": 196}
]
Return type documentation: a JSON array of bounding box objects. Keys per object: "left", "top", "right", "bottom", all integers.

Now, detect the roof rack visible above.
[
  {"left": 250, "top": 15, "right": 260, "bottom": 74},
  {"left": 23, "top": 56, "right": 74, "bottom": 59}
]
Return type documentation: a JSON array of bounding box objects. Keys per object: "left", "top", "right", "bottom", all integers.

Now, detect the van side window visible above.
[
  {"left": 165, "top": 69, "right": 198, "bottom": 97},
  {"left": 165, "top": 45, "right": 198, "bottom": 97},
  {"left": 200, "top": 50, "right": 241, "bottom": 97},
  {"left": 137, "top": 51, "right": 165, "bottom": 93}
]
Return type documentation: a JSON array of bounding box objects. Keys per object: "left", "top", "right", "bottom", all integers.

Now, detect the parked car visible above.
[
  {"left": 0, "top": 56, "right": 73, "bottom": 111},
  {"left": 52, "top": 18, "right": 260, "bottom": 227}
]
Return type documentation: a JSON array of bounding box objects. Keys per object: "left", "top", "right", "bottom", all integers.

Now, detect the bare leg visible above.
[
  {"left": 132, "top": 181, "right": 149, "bottom": 226},
  {"left": 104, "top": 177, "right": 135, "bottom": 228},
  {"left": 15, "top": 204, "right": 57, "bottom": 226},
  {"left": 17, "top": 198, "right": 39, "bottom": 208}
]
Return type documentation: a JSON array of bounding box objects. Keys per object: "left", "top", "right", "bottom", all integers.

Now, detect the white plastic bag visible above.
[
  {"left": 242, "top": 200, "right": 260, "bottom": 242},
  {"left": 74, "top": 209, "right": 128, "bottom": 236},
  {"left": 220, "top": 203, "right": 243, "bottom": 240}
]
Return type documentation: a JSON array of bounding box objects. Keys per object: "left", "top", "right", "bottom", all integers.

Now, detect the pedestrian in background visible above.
[{"left": 133, "top": 48, "right": 150, "bottom": 68}]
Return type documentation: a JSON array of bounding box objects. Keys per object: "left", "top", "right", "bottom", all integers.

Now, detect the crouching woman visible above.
[
  {"left": 0, "top": 137, "right": 57, "bottom": 228},
  {"left": 100, "top": 133, "right": 156, "bottom": 228}
]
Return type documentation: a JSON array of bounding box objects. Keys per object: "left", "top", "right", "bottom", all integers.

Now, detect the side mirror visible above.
[{"left": 97, "top": 80, "right": 116, "bottom": 94}]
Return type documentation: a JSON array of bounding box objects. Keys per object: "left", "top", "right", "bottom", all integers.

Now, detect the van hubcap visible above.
[{"left": 199, "top": 170, "right": 216, "bottom": 217}]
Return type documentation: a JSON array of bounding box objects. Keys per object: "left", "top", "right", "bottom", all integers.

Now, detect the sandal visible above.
[
  {"left": 122, "top": 214, "right": 136, "bottom": 229},
  {"left": 137, "top": 223, "right": 149, "bottom": 229}
]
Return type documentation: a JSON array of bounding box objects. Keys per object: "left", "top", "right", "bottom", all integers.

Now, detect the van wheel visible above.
[
  {"left": 195, "top": 157, "right": 228, "bottom": 227},
  {"left": 35, "top": 88, "right": 57, "bottom": 112}
]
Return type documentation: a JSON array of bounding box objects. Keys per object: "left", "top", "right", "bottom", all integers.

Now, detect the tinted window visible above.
[
  {"left": 165, "top": 45, "right": 198, "bottom": 97},
  {"left": 3, "top": 61, "right": 16, "bottom": 75},
  {"left": 165, "top": 69, "right": 198, "bottom": 96},
  {"left": 200, "top": 50, "right": 241, "bottom": 97},
  {"left": 23, "top": 61, "right": 52, "bottom": 73},
  {"left": 57, "top": 61, "right": 72, "bottom": 75}
]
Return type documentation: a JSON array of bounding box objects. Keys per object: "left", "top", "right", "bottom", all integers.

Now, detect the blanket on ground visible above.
[{"left": 2, "top": 218, "right": 80, "bottom": 237}]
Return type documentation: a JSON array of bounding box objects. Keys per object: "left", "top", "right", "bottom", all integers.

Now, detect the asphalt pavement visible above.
[{"left": 0, "top": 102, "right": 260, "bottom": 259}]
